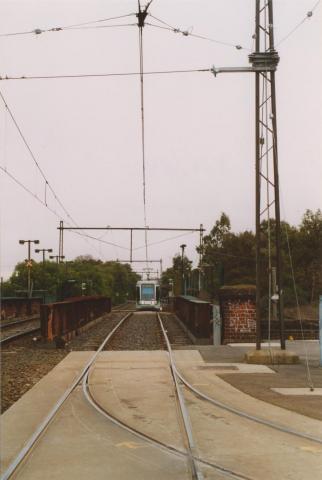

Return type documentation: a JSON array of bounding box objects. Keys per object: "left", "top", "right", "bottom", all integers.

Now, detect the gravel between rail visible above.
[
  {"left": 0, "top": 319, "right": 40, "bottom": 343},
  {"left": 1, "top": 311, "right": 125, "bottom": 413},
  {"left": 1, "top": 311, "right": 192, "bottom": 413}
]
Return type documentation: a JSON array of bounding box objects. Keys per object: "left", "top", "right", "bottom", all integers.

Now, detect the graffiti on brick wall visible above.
[{"left": 221, "top": 298, "right": 256, "bottom": 343}]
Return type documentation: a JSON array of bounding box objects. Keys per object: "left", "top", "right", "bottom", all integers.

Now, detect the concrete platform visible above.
[{"left": 1, "top": 350, "right": 322, "bottom": 479}]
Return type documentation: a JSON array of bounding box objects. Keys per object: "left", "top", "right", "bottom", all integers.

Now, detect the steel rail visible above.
[
  {"left": 0, "top": 311, "right": 132, "bottom": 480},
  {"left": 0, "top": 327, "right": 40, "bottom": 345},
  {"left": 82, "top": 374, "right": 186, "bottom": 458},
  {"left": 111, "top": 309, "right": 136, "bottom": 313},
  {"left": 174, "top": 367, "right": 322, "bottom": 445},
  {"left": 112, "top": 302, "right": 136, "bottom": 313},
  {"left": 0, "top": 316, "right": 39, "bottom": 329},
  {"left": 82, "top": 374, "right": 251, "bottom": 480},
  {"left": 157, "top": 313, "right": 255, "bottom": 480},
  {"left": 157, "top": 313, "right": 322, "bottom": 445},
  {"left": 157, "top": 313, "right": 204, "bottom": 479},
  {"left": 111, "top": 301, "right": 131, "bottom": 311},
  {"left": 82, "top": 311, "right": 252, "bottom": 480}
]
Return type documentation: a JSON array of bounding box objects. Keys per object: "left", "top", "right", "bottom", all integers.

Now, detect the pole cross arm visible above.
[
  {"left": 212, "top": 50, "right": 280, "bottom": 77},
  {"left": 59, "top": 226, "right": 205, "bottom": 232}
]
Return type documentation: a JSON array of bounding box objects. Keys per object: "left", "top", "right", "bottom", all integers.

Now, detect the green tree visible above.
[
  {"left": 199, "top": 209, "right": 322, "bottom": 309},
  {"left": 161, "top": 253, "right": 192, "bottom": 296},
  {"left": 2, "top": 257, "right": 139, "bottom": 305}
]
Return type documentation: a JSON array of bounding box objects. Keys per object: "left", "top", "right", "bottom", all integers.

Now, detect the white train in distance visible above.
[{"left": 136, "top": 280, "right": 161, "bottom": 311}]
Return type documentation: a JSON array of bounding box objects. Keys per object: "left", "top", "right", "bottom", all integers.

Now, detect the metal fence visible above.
[
  {"left": 41, "top": 296, "right": 111, "bottom": 341},
  {"left": 1, "top": 297, "right": 42, "bottom": 320},
  {"left": 173, "top": 295, "right": 212, "bottom": 340}
]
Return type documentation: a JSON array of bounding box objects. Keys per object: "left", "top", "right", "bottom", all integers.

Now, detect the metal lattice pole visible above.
[{"left": 251, "top": 0, "right": 284, "bottom": 349}]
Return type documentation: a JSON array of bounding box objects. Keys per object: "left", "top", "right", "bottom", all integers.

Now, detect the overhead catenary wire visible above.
[
  {"left": 0, "top": 165, "right": 127, "bottom": 255},
  {"left": 0, "top": 13, "right": 136, "bottom": 37},
  {"left": 0, "top": 164, "right": 61, "bottom": 219},
  {"left": 147, "top": 14, "right": 249, "bottom": 51},
  {"left": 1, "top": 3, "right": 319, "bottom": 49},
  {"left": 4, "top": 2, "right": 318, "bottom": 277},
  {"left": 133, "top": 231, "right": 195, "bottom": 251},
  {"left": 59, "top": 23, "right": 137, "bottom": 32},
  {"left": 0, "top": 68, "right": 212, "bottom": 81},
  {"left": 0, "top": 90, "right": 77, "bottom": 226},
  {"left": 276, "top": 0, "right": 321, "bottom": 46},
  {"left": 68, "top": 230, "right": 129, "bottom": 251},
  {"left": 0, "top": 94, "right": 127, "bottom": 256},
  {"left": 0, "top": 4, "right": 248, "bottom": 52}
]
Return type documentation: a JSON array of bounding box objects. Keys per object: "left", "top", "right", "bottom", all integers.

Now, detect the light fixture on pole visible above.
[
  {"left": 35, "top": 248, "right": 53, "bottom": 264},
  {"left": 19, "top": 239, "right": 40, "bottom": 297},
  {"left": 49, "top": 254, "right": 65, "bottom": 264}
]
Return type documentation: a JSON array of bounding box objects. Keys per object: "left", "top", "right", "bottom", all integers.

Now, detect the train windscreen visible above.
[{"left": 141, "top": 284, "right": 155, "bottom": 301}]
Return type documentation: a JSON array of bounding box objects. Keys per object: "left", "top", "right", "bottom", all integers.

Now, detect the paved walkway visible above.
[{"left": 194, "top": 340, "right": 322, "bottom": 420}]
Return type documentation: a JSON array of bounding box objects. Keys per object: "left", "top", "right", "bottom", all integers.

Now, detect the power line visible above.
[
  {"left": 0, "top": 165, "right": 129, "bottom": 254},
  {"left": 0, "top": 13, "right": 136, "bottom": 37},
  {"left": 0, "top": 90, "right": 77, "bottom": 226},
  {"left": 0, "top": 93, "right": 128, "bottom": 256},
  {"left": 0, "top": 68, "right": 211, "bottom": 81},
  {"left": 133, "top": 231, "right": 195, "bottom": 251},
  {"left": 61, "top": 23, "right": 137, "bottom": 31},
  {"left": 67, "top": 230, "right": 129, "bottom": 251},
  {"left": 0, "top": 164, "right": 61, "bottom": 219},
  {"left": 147, "top": 14, "right": 249, "bottom": 51},
  {"left": 59, "top": 13, "right": 136, "bottom": 29},
  {"left": 277, "top": 0, "right": 321, "bottom": 46}
]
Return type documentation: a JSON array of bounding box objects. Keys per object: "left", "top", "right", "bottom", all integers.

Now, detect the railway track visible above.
[
  {"left": 0, "top": 315, "right": 39, "bottom": 329},
  {"left": 111, "top": 301, "right": 136, "bottom": 312},
  {"left": 2, "top": 311, "right": 322, "bottom": 480},
  {"left": 0, "top": 318, "right": 40, "bottom": 345}
]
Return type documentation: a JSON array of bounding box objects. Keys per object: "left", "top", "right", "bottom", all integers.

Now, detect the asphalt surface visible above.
[{"left": 197, "top": 341, "right": 322, "bottom": 421}]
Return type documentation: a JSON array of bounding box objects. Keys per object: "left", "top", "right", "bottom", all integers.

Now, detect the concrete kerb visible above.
[{"left": 245, "top": 348, "right": 300, "bottom": 365}]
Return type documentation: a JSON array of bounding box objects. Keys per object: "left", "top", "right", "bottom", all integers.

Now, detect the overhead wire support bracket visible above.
[
  {"left": 211, "top": 50, "right": 280, "bottom": 77},
  {"left": 58, "top": 225, "right": 204, "bottom": 266}
]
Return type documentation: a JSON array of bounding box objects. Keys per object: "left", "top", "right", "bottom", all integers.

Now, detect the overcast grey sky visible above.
[{"left": 0, "top": 0, "right": 321, "bottom": 279}]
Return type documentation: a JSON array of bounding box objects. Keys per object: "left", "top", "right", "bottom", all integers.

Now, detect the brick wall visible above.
[{"left": 219, "top": 285, "right": 256, "bottom": 344}]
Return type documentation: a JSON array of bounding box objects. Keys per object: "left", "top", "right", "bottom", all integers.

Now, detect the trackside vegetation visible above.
[
  {"left": 162, "top": 209, "right": 322, "bottom": 311},
  {"left": 2, "top": 256, "right": 139, "bottom": 305}
]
